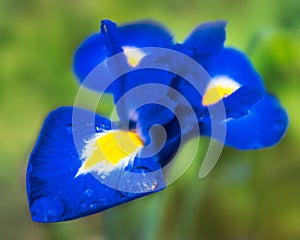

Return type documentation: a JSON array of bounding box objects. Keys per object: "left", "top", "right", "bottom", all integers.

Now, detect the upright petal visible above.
[
  {"left": 114, "top": 68, "right": 175, "bottom": 123},
  {"left": 183, "top": 21, "right": 227, "bottom": 55},
  {"left": 73, "top": 33, "right": 110, "bottom": 88},
  {"left": 26, "top": 107, "right": 165, "bottom": 222},
  {"left": 202, "top": 47, "right": 266, "bottom": 91},
  {"left": 118, "top": 20, "right": 174, "bottom": 48},
  {"left": 73, "top": 20, "right": 174, "bottom": 93}
]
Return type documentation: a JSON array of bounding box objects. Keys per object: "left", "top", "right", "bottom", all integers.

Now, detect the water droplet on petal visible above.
[
  {"left": 80, "top": 200, "right": 87, "bottom": 208},
  {"left": 31, "top": 196, "right": 65, "bottom": 222},
  {"left": 96, "top": 123, "right": 109, "bottom": 132},
  {"left": 83, "top": 189, "right": 94, "bottom": 197},
  {"left": 100, "top": 174, "right": 106, "bottom": 180},
  {"left": 86, "top": 122, "right": 93, "bottom": 127},
  {"left": 273, "top": 120, "right": 285, "bottom": 132},
  {"left": 66, "top": 124, "right": 74, "bottom": 134},
  {"left": 183, "top": 124, "right": 193, "bottom": 134},
  {"left": 90, "top": 201, "right": 99, "bottom": 208},
  {"left": 117, "top": 168, "right": 158, "bottom": 197}
]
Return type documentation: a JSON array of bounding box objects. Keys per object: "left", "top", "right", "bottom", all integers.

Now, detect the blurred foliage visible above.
[{"left": 0, "top": 0, "right": 300, "bottom": 239}]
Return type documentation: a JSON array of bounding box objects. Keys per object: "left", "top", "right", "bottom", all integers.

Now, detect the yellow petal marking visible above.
[
  {"left": 202, "top": 76, "right": 241, "bottom": 106},
  {"left": 123, "top": 46, "right": 147, "bottom": 67},
  {"left": 76, "top": 130, "right": 143, "bottom": 176}
]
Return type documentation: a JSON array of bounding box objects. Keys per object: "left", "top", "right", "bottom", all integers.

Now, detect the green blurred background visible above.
[{"left": 1, "top": 0, "right": 300, "bottom": 239}]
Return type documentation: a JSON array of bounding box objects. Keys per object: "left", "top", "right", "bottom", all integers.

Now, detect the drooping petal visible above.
[
  {"left": 183, "top": 20, "right": 227, "bottom": 55},
  {"left": 202, "top": 85, "right": 264, "bottom": 121},
  {"left": 202, "top": 47, "right": 266, "bottom": 91},
  {"left": 26, "top": 107, "right": 165, "bottom": 222},
  {"left": 176, "top": 47, "right": 267, "bottom": 116},
  {"left": 202, "top": 94, "right": 288, "bottom": 150},
  {"left": 73, "top": 20, "right": 174, "bottom": 93}
]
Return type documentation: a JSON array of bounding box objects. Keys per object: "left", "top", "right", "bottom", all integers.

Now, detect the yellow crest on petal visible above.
[
  {"left": 123, "top": 46, "right": 147, "bottom": 67},
  {"left": 76, "top": 130, "right": 143, "bottom": 177},
  {"left": 202, "top": 76, "right": 240, "bottom": 106}
]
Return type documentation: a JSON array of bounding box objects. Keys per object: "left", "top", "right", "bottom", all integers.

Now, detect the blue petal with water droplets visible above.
[
  {"left": 26, "top": 107, "right": 165, "bottom": 222},
  {"left": 202, "top": 47, "right": 266, "bottom": 91},
  {"left": 201, "top": 85, "right": 264, "bottom": 121},
  {"left": 73, "top": 19, "right": 174, "bottom": 93},
  {"left": 202, "top": 94, "right": 288, "bottom": 150},
  {"left": 183, "top": 20, "right": 227, "bottom": 55}
]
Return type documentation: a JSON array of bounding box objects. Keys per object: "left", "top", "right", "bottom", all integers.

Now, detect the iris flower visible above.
[{"left": 26, "top": 20, "right": 288, "bottom": 222}]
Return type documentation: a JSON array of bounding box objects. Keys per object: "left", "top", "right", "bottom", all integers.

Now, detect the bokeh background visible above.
[{"left": 1, "top": 0, "right": 300, "bottom": 239}]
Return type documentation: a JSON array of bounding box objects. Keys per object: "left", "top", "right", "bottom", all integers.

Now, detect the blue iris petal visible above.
[
  {"left": 118, "top": 20, "right": 174, "bottom": 47},
  {"left": 135, "top": 104, "right": 176, "bottom": 144},
  {"left": 196, "top": 85, "right": 263, "bottom": 134},
  {"left": 26, "top": 107, "right": 165, "bottom": 222},
  {"left": 218, "top": 95, "right": 288, "bottom": 150},
  {"left": 114, "top": 68, "right": 175, "bottom": 123},
  {"left": 202, "top": 47, "right": 265, "bottom": 90},
  {"left": 171, "top": 77, "right": 206, "bottom": 113},
  {"left": 27, "top": 19, "right": 290, "bottom": 223},
  {"left": 73, "top": 33, "right": 109, "bottom": 88},
  {"left": 183, "top": 20, "right": 227, "bottom": 55},
  {"left": 209, "top": 85, "right": 264, "bottom": 120},
  {"left": 137, "top": 113, "right": 181, "bottom": 167},
  {"left": 73, "top": 20, "right": 174, "bottom": 93}
]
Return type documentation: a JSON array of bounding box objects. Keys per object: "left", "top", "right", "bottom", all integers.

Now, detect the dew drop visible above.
[
  {"left": 31, "top": 196, "right": 65, "bottom": 222},
  {"left": 100, "top": 174, "right": 106, "bottom": 180},
  {"left": 90, "top": 201, "right": 99, "bottom": 208},
  {"left": 66, "top": 124, "right": 74, "bottom": 134},
  {"left": 83, "top": 189, "right": 94, "bottom": 197},
  {"left": 86, "top": 122, "right": 93, "bottom": 127},
  {"left": 80, "top": 200, "right": 87, "bottom": 208},
  {"left": 96, "top": 123, "right": 108, "bottom": 132},
  {"left": 273, "top": 120, "right": 285, "bottom": 132},
  {"left": 32, "top": 209, "right": 39, "bottom": 217},
  {"left": 183, "top": 124, "right": 193, "bottom": 134},
  {"left": 117, "top": 168, "right": 159, "bottom": 197},
  {"left": 142, "top": 179, "right": 157, "bottom": 191}
]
